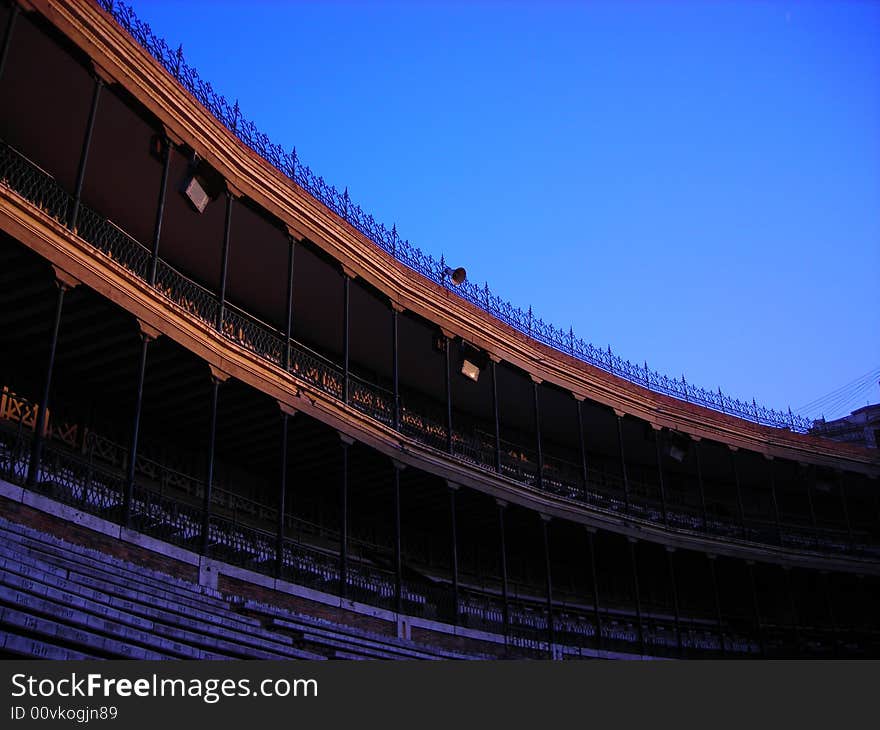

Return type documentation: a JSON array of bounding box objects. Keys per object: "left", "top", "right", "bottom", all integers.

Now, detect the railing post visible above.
[
  {"left": 540, "top": 514, "right": 554, "bottom": 658},
  {"left": 69, "top": 76, "right": 103, "bottom": 231},
  {"left": 497, "top": 499, "right": 510, "bottom": 643},
  {"left": 767, "top": 456, "right": 783, "bottom": 544},
  {"left": 200, "top": 373, "right": 223, "bottom": 556},
  {"left": 491, "top": 359, "right": 501, "bottom": 473},
  {"left": 628, "top": 537, "right": 645, "bottom": 656},
  {"left": 148, "top": 137, "right": 171, "bottom": 285},
  {"left": 391, "top": 305, "right": 400, "bottom": 430},
  {"left": 27, "top": 279, "right": 70, "bottom": 486},
  {"left": 275, "top": 409, "right": 290, "bottom": 579},
  {"left": 666, "top": 546, "right": 683, "bottom": 658},
  {"left": 0, "top": 3, "right": 19, "bottom": 83},
  {"left": 707, "top": 554, "right": 725, "bottom": 656},
  {"left": 123, "top": 327, "right": 154, "bottom": 527},
  {"left": 448, "top": 482, "right": 459, "bottom": 625},
  {"left": 586, "top": 527, "right": 602, "bottom": 652},
  {"left": 392, "top": 460, "right": 405, "bottom": 615},
  {"left": 576, "top": 397, "right": 589, "bottom": 499},
  {"left": 532, "top": 378, "right": 543, "bottom": 490},
  {"left": 614, "top": 412, "right": 630, "bottom": 513},
  {"left": 339, "top": 433, "right": 353, "bottom": 597},
  {"left": 654, "top": 426, "right": 668, "bottom": 526},
  {"left": 216, "top": 191, "right": 232, "bottom": 331}
]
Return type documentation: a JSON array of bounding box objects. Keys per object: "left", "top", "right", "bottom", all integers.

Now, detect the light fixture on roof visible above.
[{"left": 443, "top": 266, "right": 467, "bottom": 286}]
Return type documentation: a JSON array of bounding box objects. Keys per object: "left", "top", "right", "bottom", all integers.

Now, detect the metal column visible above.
[
  {"left": 69, "top": 77, "right": 103, "bottom": 230},
  {"left": 123, "top": 330, "right": 151, "bottom": 526},
  {"left": 200, "top": 375, "right": 221, "bottom": 556},
  {"left": 148, "top": 138, "right": 171, "bottom": 285},
  {"left": 26, "top": 281, "right": 68, "bottom": 486}
]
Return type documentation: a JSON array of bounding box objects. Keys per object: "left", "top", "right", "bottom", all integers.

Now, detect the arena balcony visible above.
[{"left": 0, "top": 0, "right": 878, "bottom": 659}]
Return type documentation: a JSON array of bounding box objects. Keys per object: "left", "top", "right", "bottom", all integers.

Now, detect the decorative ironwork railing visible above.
[
  {"left": 75, "top": 204, "right": 152, "bottom": 280},
  {"left": 0, "top": 419, "right": 866, "bottom": 657},
  {"left": 94, "top": 0, "right": 813, "bottom": 433},
  {"left": 2, "top": 141, "right": 875, "bottom": 561}
]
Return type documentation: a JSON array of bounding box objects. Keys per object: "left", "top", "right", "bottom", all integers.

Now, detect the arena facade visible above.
[{"left": 0, "top": 0, "right": 878, "bottom": 660}]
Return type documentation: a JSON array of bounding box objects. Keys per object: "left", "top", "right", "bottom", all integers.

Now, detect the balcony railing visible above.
[
  {"left": 0, "top": 424, "right": 782, "bottom": 658},
  {"left": 0, "top": 140, "right": 875, "bottom": 562},
  {"left": 94, "top": 0, "right": 814, "bottom": 434}
]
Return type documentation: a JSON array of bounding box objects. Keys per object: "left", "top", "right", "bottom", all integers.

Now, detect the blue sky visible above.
[{"left": 135, "top": 0, "right": 880, "bottom": 421}]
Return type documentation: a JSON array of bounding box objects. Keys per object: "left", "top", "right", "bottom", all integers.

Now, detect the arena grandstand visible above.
[{"left": 0, "top": 0, "right": 878, "bottom": 660}]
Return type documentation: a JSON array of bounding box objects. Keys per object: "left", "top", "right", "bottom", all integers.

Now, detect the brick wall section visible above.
[
  {"left": 219, "top": 575, "right": 396, "bottom": 637},
  {"left": 0, "top": 495, "right": 198, "bottom": 581}
]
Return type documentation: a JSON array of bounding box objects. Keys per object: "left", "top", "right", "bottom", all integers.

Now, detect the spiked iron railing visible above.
[{"left": 93, "top": 0, "right": 813, "bottom": 434}]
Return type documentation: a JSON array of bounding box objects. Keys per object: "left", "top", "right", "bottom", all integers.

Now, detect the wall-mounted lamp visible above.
[
  {"left": 459, "top": 341, "right": 488, "bottom": 383},
  {"left": 183, "top": 175, "right": 210, "bottom": 213}
]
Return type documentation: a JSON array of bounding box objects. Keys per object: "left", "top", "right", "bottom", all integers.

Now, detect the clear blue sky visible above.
[{"left": 135, "top": 0, "right": 880, "bottom": 421}]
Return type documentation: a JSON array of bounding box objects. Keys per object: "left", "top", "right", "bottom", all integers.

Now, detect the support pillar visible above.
[
  {"left": 822, "top": 571, "right": 839, "bottom": 658},
  {"left": 586, "top": 528, "right": 602, "bottom": 652},
  {"left": 69, "top": 76, "right": 102, "bottom": 231},
  {"left": 491, "top": 359, "right": 501, "bottom": 473},
  {"left": 576, "top": 398, "right": 589, "bottom": 499},
  {"left": 200, "top": 373, "right": 223, "bottom": 556},
  {"left": 123, "top": 327, "right": 155, "bottom": 527},
  {"left": 216, "top": 192, "right": 232, "bottom": 331},
  {"left": 391, "top": 306, "right": 400, "bottom": 429},
  {"left": 338, "top": 434, "right": 353, "bottom": 597},
  {"left": 444, "top": 335, "right": 453, "bottom": 453},
  {"left": 497, "top": 499, "right": 509, "bottom": 639},
  {"left": 784, "top": 566, "right": 801, "bottom": 657},
  {"left": 283, "top": 236, "right": 295, "bottom": 371},
  {"left": 532, "top": 379, "right": 543, "bottom": 489},
  {"left": 275, "top": 409, "right": 290, "bottom": 578},
  {"left": 628, "top": 538, "right": 645, "bottom": 656},
  {"left": 26, "top": 279, "right": 70, "bottom": 486},
  {"left": 707, "top": 554, "right": 725, "bottom": 656},
  {"left": 666, "top": 547, "right": 683, "bottom": 658},
  {"left": 148, "top": 137, "right": 171, "bottom": 285},
  {"left": 541, "top": 514, "right": 554, "bottom": 657},
  {"left": 0, "top": 4, "right": 19, "bottom": 85},
  {"left": 730, "top": 448, "right": 746, "bottom": 538},
  {"left": 448, "top": 483, "right": 459, "bottom": 625},
  {"left": 805, "top": 464, "right": 818, "bottom": 531},
  {"left": 654, "top": 427, "right": 668, "bottom": 526},
  {"left": 694, "top": 439, "right": 708, "bottom": 530},
  {"left": 342, "top": 274, "right": 350, "bottom": 404},
  {"left": 392, "top": 460, "right": 404, "bottom": 615},
  {"left": 747, "top": 560, "right": 765, "bottom": 657},
  {"left": 615, "top": 413, "right": 630, "bottom": 513},
  {"left": 837, "top": 471, "right": 853, "bottom": 549},
  {"left": 767, "top": 456, "right": 783, "bottom": 544}
]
